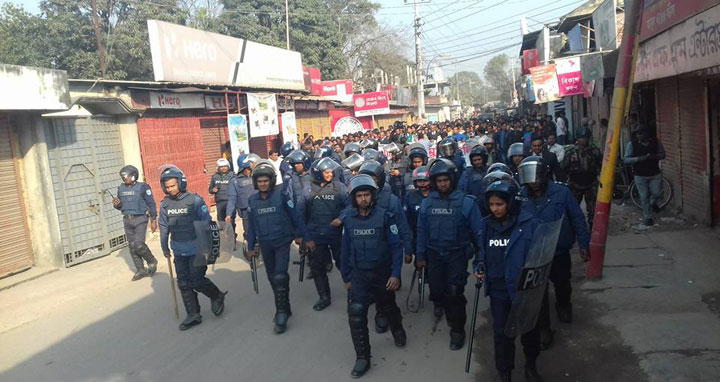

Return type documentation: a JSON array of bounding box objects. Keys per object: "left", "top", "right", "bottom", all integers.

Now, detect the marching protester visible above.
[
  {"left": 113, "top": 165, "right": 159, "bottom": 281},
  {"left": 158, "top": 166, "right": 226, "bottom": 331}
]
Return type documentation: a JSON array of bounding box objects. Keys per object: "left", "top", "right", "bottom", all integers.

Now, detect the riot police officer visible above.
[
  {"left": 386, "top": 142, "right": 408, "bottom": 198},
  {"left": 344, "top": 142, "right": 361, "bottom": 158},
  {"left": 458, "top": 144, "right": 489, "bottom": 198},
  {"left": 357, "top": 160, "right": 413, "bottom": 333},
  {"left": 437, "top": 137, "right": 466, "bottom": 177},
  {"left": 158, "top": 167, "right": 226, "bottom": 331},
  {"left": 415, "top": 158, "right": 484, "bottom": 350},
  {"left": 341, "top": 174, "right": 406, "bottom": 379},
  {"left": 284, "top": 149, "right": 313, "bottom": 202},
  {"left": 279, "top": 141, "right": 296, "bottom": 178},
  {"left": 113, "top": 165, "right": 158, "bottom": 281},
  {"left": 472, "top": 177, "right": 543, "bottom": 382},
  {"left": 507, "top": 142, "right": 526, "bottom": 183},
  {"left": 246, "top": 161, "right": 308, "bottom": 334},
  {"left": 402, "top": 143, "right": 428, "bottom": 200},
  {"left": 518, "top": 156, "right": 590, "bottom": 349},
  {"left": 299, "top": 158, "right": 350, "bottom": 311},
  {"left": 226, "top": 155, "right": 256, "bottom": 240},
  {"left": 341, "top": 153, "right": 365, "bottom": 187},
  {"left": 209, "top": 158, "right": 234, "bottom": 225}
]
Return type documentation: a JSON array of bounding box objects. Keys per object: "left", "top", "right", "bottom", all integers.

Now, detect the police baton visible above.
[
  {"left": 418, "top": 268, "right": 426, "bottom": 309},
  {"left": 250, "top": 256, "right": 259, "bottom": 294},
  {"left": 166, "top": 257, "right": 180, "bottom": 321},
  {"left": 293, "top": 244, "right": 308, "bottom": 282},
  {"left": 465, "top": 275, "right": 484, "bottom": 373}
]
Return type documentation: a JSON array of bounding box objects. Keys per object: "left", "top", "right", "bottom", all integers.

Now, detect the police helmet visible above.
[
  {"left": 383, "top": 142, "right": 402, "bottom": 156},
  {"left": 487, "top": 162, "right": 512, "bottom": 176},
  {"left": 280, "top": 141, "right": 296, "bottom": 158},
  {"left": 437, "top": 138, "right": 458, "bottom": 158},
  {"left": 119, "top": 165, "right": 139, "bottom": 182},
  {"left": 518, "top": 156, "right": 548, "bottom": 185},
  {"left": 362, "top": 148, "right": 383, "bottom": 163},
  {"left": 217, "top": 158, "right": 230, "bottom": 169},
  {"left": 159, "top": 166, "right": 187, "bottom": 194},
  {"left": 392, "top": 130, "right": 408, "bottom": 145},
  {"left": 286, "top": 149, "right": 312, "bottom": 171},
  {"left": 484, "top": 178, "right": 521, "bottom": 215},
  {"left": 507, "top": 142, "right": 525, "bottom": 158},
  {"left": 348, "top": 174, "right": 378, "bottom": 208},
  {"left": 480, "top": 135, "right": 494, "bottom": 146},
  {"left": 251, "top": 160, "right": 277, "bottom": 190},
  {"left": 311, "top": 157, "right": 340, "bottom": 183},
  {"left": 237, "top": 154, "right": 251, "bottom": 170},
  {"left": 358, "top": 160, "right": 386, "bottom": 189},
  {"left": 359, "top": 138, "right": 379, "bottom": 150},
  {"left": 469, "top": 144, "right": 489, "bottom": 164},
  {"left": 412, "top": 166, "right": 430, "bottom": 184},
  {"left": 428, "top": 158, "right": 458, "bottom": 189},
  {"left": 481, "top": 171, "right": 518, "bottom": 189},
  {"left": 407, "top": 145, "right": 428, "bottom": 166},
  {"left": 343, "top": 142, "right": 361, "bottom": 157},
  {"left": 314, "top": 145, "right": 333, "bottom": 160},
  {"left": 341, "top": 153, "right": 365, "bottom": 172}
]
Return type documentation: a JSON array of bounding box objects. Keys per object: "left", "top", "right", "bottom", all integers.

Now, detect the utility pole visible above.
[
  {"left": 90, "top": 0, "right": 106, "bottom": 78},
  {"left": 414, "top": 0, "right": 425, "bottom": 119},
  {"left": 510, "top": 60, "right": 517, "bottom": 107},
  {"left": 285, "top": 0, "right": 290, "bottom": 49}
]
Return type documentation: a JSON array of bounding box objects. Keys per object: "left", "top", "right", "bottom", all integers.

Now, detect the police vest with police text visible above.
[
  {"left": 212, "top": 172, "right": 234, "bottom": 202},
  {"left": 307, "top": 181, "right": 343, "bottom": 237},
  {"left": 118, "top": 182, "right": 149, "bottom": 215},
  {"left": 424, "top": 195, "right": 467, "bottom": 250},
  {"left": 250, "top": 190, "right": 293, "bottom": 242},
  {"left": 164, "top": 193, "right": 197, "bottom": 242},
  {"left": 346, "top": 207, "right": 391, "bottom": 270}
]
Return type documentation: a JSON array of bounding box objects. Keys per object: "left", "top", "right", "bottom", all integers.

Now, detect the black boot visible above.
[
  {"left": 196, "top": 281, "right": 226, "bottom": 316},
  {"left": 524, "top": 362, "right": 543, "bottom": 382},
  {"left": 131, "top": 270, "right": 148, "bottom": 281},
  {"left": 348, "top": 303, "right": 371, "bottom": 379},
  {"left": 374, "top": 311, "right": 389, "bottom": 334},
  {"left": 272, "top": 273, "right": 292, "bottom": 334},
  {"left": 498, "top": 370, "right": 512, "bottom": 382},
  {"left": 312, "top": 273, "right": 331, "bottom": 311},
  {"left": 385, "top": 305, "right": 406, "bottom": 348},
  {"left": 444, "top": 289, "right": 467, "bottom": 350},
  {"left": 433, "top": 302, "right": 444, "bottom": 319},
  {"left": 556, "top": 303, "right": 572, "bottom": 324},
  {"left": 147, "top": 261, "right": 158, "bottom": 276},
  {"left": 450, "top": 330, "right": 466, "bottom": 351},
  {"left": 179, "top": 289, "right": 202, "bottom": 331},
  {"left": 130, "top": 249, "right": 147, "bottom": 281}
]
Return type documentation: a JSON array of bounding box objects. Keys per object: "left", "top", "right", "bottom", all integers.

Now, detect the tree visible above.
[
  {"left": 448, "top": 71, "right": 488, "bottom": 107},
  {"left": 353, "top": 26, "right": 411, "bottom": 92},
  {"left": 484, "top": 54, "right": 513, "bottom": 104}
]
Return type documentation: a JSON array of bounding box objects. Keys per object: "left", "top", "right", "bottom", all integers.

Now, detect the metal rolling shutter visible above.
[
  {"left": 137, "top": 117, "right": 210, "bottom": 206},
  {"left": 678, "top": 78, "right": 711, "bottom": 223},
  {"left": 200, "top": 117, "right": 229, "bottom": 205},
  {"left": 296, "top": 112, "right": 330, "bottom": 139},
  {"left": 0, "top": 115, "right": 33, "bottom": 277},
  {"left": 655, "top": 78, "right": 682, "bottom": 212},
  {"left": 46, "top": 117, "right": 127, "bottom": 266}
]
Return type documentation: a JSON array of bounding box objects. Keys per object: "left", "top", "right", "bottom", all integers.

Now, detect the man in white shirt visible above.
[
  {"left": 268, "top": 149, "right": 284, "bottom": 185},
  {"left": 556, "top": 112, "right": 568, "bottom": 145},
  {"left": 546, "top": 133, "right": 565, "bottom": 163}
]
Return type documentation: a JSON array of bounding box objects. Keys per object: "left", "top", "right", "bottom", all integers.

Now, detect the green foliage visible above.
[
  {"left": 447, "top": 71, "right": 491, "bottom": 107},
  {"left": 484, "top": 54, "right": 512, "bottom": 103}
]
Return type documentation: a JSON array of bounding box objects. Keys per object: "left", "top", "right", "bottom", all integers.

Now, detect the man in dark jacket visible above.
[
  {"left": 623, "top": 127, "right": 666, "bottom": 226},
  {"left": 529, "top": 135, "right": 565, "bottom": 182}
]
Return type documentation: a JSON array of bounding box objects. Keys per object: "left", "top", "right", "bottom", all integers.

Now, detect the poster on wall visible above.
[
  {"left": 555, "top": 57, "right": 583, "bottom": 97},
  {"left": 227, "top": 114, "right": 249, "bottom": 169},
  {"left": 529, "top": 64, "right": 560, "bottom": 104},
  {"left": 281, "top": 112, "right": 299, "bottom": 146},
  {"left": 332, "top": 116, "right": 365, "bottom": 137},
  {"left": 247, "top": 93, "right": 279, "bottom": 137}
]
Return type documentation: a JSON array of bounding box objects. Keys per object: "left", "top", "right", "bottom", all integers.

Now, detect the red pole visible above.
[{"left": 587, "top": 0, "right": 644, "bottom": 279}]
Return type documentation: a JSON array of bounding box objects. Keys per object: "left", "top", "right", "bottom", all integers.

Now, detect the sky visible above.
[{"left": 9, "top": 0, "right": 587, "bottom": 78}]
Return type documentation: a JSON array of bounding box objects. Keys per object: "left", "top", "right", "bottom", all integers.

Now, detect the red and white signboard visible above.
[
  {"left": 555, "top": 58, "right": 583, "bottom": 97},
  {"left": 303, "top": 67, "right": 322, "bottom": 95},
  {"left": 322, "top": 80, "right": 354, "bottom": 102},
  {"left": 353, "top": 92, "right": 390, "bottom": 117}
]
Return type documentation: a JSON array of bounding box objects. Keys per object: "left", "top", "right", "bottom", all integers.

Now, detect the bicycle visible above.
[{"left": 613, "top": 164, "right": 673, "bottom": 209}]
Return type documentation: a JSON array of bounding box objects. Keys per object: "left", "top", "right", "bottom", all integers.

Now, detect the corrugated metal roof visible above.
[{"left": 557, "top": 0, "right": 625, "bottom": 33}]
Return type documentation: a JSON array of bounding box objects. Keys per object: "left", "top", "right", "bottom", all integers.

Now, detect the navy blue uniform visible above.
[
  {"left": 416, "top": 189, "right": 484, "bottom": 336},
  {"left": 473, "top": 212, "right": 541, "bottom": 373},
  {"left": 458, "top": 166, "right": 487, "bottom": 199},
  {"left": 115, "top": 182, "right": 158, "bottom": 273},
  {"left": 402, "top": 189, "right": 426, "bottom": 257},
  {"left": 226, "top": 173, "right": 256, "bottom": 239},
  {"left": 159, "top": 192, "right": 222, "bottom": 316},
  {"left": 209, "top": 171, "right": 234, "bottom": 224}
]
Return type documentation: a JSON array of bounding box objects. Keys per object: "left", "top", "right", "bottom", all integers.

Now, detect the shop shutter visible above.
[
  {"left": 296, "top": 112, "right": 330, "bottom": 140},
  {"left": 46, "top": 117, "right": 127, "bottom": 266},
  {"left": 678, "top": 78, "right": 711, "bottom": 223},
  {"left": 655, "top": 78, "right": 682, "bottom": 212},
  {"left": 137, "top": 117, "right": 209, "bottom": 206},
  {"left": 0, "top": 115, "right": 33, "bottom": 277},
  {"left": 200, "top": 117, "right": 229, "bottom": 206}
]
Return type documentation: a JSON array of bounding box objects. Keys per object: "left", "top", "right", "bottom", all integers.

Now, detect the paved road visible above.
[{"left": 0, "top": 238, "right": 482, "bottom": 382}]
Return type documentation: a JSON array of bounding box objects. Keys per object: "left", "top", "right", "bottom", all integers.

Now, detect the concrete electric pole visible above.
[{"left": 414, "top": 0, "right": 425, "bottom": 119}]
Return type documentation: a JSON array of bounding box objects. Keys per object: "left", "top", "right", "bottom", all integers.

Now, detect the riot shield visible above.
[
  {"left": 504, "top": 217, "right": 563, "bottom": 337},
  {"left": 217, "top": 221, "right": 236, "bottom": 264},
  {"left": 193, "top": 220, "right": 222, "bottom": 266}
]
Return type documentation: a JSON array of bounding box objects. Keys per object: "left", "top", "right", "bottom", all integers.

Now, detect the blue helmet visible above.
[
  {"left": 280, "top": 141, "right": 295, "bottom": 158},
  {"left": 159, "top": 166, "right": 187, "bottom": 194},
  {"left": 484, "top": 177, "right": 521, "bottom": 215},
  {"left": 314, "top": 145, "right": 333, "bottom": 160},
  {"left": 119, "top": 165, "right": 139, "bottom": 182},
  {"left": 311, "top": 157, "right": 340, "bottom": 184},
  {"left": 286, "top": 149, "right": 312, "bottom": 172},
  {"left": 428, "top": 158, "right": 458, "bottom": 189},
  {"left": 237, "top": 155, "right": 251, "bottom": 170}
]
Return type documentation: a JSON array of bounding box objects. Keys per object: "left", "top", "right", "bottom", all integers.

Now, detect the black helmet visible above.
[
  {"left": 392, "top": 129, "right": 408, "bottom": 144},
  {"left": 518, "top": 156, "right": 548, "bottom": 185},
  {"left": 481, "top": 171, "right": 517, "bottom": 189},
  {"left": 286, "top": 149, "right": 312, "bottom": 171},
  {"left": 280, "top": 141, "right": 295, "bottom": 158},
  {"left": 341, "top": 153, "right": 365, "bottom": 172},
  {"left": 159, "top": 166, "right": 187, "bottom": 194},
  {"left": 437, "top": 138, "right": 458, "bottom": 158},
  {"left": 407, "top": 145, "right": 428, "bottom": 168},
  {"left": 484, "top": 178, "right": 521, "bottom": 215},
  {"left": 358, "top": 160, "right": 386, "bottom": 189},
  {"left": 252, "top": 160, "right": 277, "bottom": 190},
  {"left": 120, "top": 165, "right": 139, "bottom": 182},
  {"left": 359, "top": 138, "right": 379, "bottom": 150},
  {"left": 469, "top": 144, "right": 489, "bottom": 164},
  {"left": 362, "top": 148, "right": 383, "bottom": 163},
  {"left": 311, "top": 157, "right": 340, "bottom": 183},
  {"left": 314, "top": 145, "right": 333, "bottom": 160},
  {"left": 507, "top": 142, "right": 525, "bottom": 158},
  {"left": 487, "top": 162, "right": 513, "bottom": 176},
  {"left": 383, "top": 142, "right": 402, "bottom": 156},
  {"left": 428, "top": 158, "right": 458, "bottom": 190},
  {"left": 343, "top": 142, "right": 361, "bottom": 157},
  {"left": 349, "top": 174, "right": 378, "bottom": 208},
  {"left": 412, "top": 166, "right": 430, "bottom": 184}
]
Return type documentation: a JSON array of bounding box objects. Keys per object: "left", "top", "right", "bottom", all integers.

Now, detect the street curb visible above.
[{"left": 0, "top": 268, "right": 59, "bottom": 292}]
